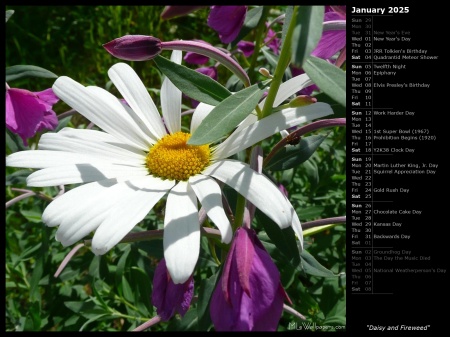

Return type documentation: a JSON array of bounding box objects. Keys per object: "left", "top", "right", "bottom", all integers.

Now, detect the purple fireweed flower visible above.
[
  {"left": 264, "top": 26, "right": 281, "bottom": 55},
  {"left": 152, "top": 258, "right": 194, "bottom": 321},
  {"left": 103, "top": 35, "right": 162, "bottom": 61},
  {"left": 237, "top": 40, "right": 255, "bottom": 57},
  {"left": 208, "top": 6, "right": 247, "bottom": 44},
  {"left": 183, "top": 40, "right": 211, "bottom": 65},
  {"left": 311, "top": 6, "right": 346, "bottom": 60},
  {"left": 210, "top": 227, "right": 289, "bottom": 331},
  {"left": 6, "top": 87, "right": 59, "bottom": 146}
]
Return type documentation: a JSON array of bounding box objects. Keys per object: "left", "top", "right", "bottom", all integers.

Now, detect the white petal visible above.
[
  {"left": 189, "top": 175, "right": 232, "bottom": 244},
  {"left": 42, "top": 178, "right": 118, "bottom": 227},
  {"left": 26, "top": 163, "right": 148, "bottom": 187},
  {"left": 190, "top": 102, "right": 215, "bottom": 134},
  {"left": 91, "top": 176, "right": 175, "bottom": 255},
  {"left": 52, "top": 76, "right": 150, "bottom": 150},
  {"left": 85, "top": 86, "right": 153, "bottom": 149},
  {"left": 39, "top": 132, "right": 145, "bottom": 165},
  {"left": 108, "top": 63, "right": 167, "bottom": 140},
  {"left": 6, "top": 150, "right": 110, "bottom": 169},
  {"left": 56, "top": 128, "right": 144, "bottom": 156},
  {"left": 203, "top": 160, "right": 294, "bottom": 229},
  {"left": 54, "top": 177, "right": 145, "bottom": 246},
  {"left": 232, "top": 73, "right": 314, "bottom": 134},
  {"left": 164, "top": 181, "right": 200, "bottom": 284},
  {"left": 161, "top": 50, "right": 182, "bottom": 134},
  {"left": 213, "top": 102, "right": 333, "bottom": 160},
  {"left": 259, "top": 73, "right": 313, "bottom": 108}
]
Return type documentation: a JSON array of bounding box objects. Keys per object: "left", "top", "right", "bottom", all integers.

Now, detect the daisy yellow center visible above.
[{"left": 146, "top": 132, "right": 210, "bottom": 181}]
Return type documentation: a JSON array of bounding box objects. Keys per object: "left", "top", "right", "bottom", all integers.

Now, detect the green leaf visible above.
[
  {"left": 291, "top": 6, "right": 324, "bottom": 68},
  {"left": 6, "top": 65, "right": 58, "bottom": 81},
  {"left": 29, "top": 255, "right": 44, "bottom": 302},
  {"left": 266, "top": 134, "right": 328, "bottom": 171},
  {"left": 27, "top": 301, "right": 42, "bottom": 330},
  {"left": 55, "top": 116, "right": 73, "bottom": 132},
  {"left": 79, "top": 313, "right": 112, "bottom": 331},
  {"left": 121, "top": 275, "right": 134, "bottom": 303},
  {"left": 188, "top": 81, "right": 269, "bottom": 145},
  {"left": 6, "top": 128, "right": 29, "bottom": 154},
  {"left": 131, "top": 267, "right": 153, "bottom": 316},
  {"left": 299, "top": 249, "right": 338, "bottom": 277},
  {"left": 197, "top": 270, "right": 220, "bottom": 331},
  {"left": 153, "top": 55, "right": 231, "bottom": 106},
  {"left": 303, "top": 56, "right": 346, "bottom": 107},
  {"left": 91, "top": 279, "right": 111, "bottom": 311},
  {"left": 6, "top": 9, "right": 14, "bottom": 22},
  {"left": 115, "top": 245, "right": 131, "bottom": 286},
  {"left": 255, "top": 210, "right": 300, "bottom": 266},
  {"left": 20, "top": 209, "right": 43, "bottom": 223},
  {"left": 280, "top": 6, "right": 294, "bottom": 50},
  {"left": 167, "top": 308, "right": 198, "bottom": 331},
  {"left": 6, "top": 169, "right": 31, "bottom": 186},
  {"left": 14, "top": 243, "right": 42, "bottom": 267},
  {"left": 231, "top": 6, "right": 264, "bottom": 48}
]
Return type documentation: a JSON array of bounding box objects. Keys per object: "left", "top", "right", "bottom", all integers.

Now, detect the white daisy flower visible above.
[{"left": 6, "top": 51, "right": 333, "bottom": 284}]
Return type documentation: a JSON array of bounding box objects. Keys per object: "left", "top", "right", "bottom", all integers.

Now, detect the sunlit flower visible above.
[
  {"left": 6, "top": 51, "right": 332, "bottom": 283},
  {"left": 152, "top": 258, "right": 194, "bottom": 321},
  {"left": 208, "top": 6, "right": 247, "bottom": 44},
  {"left": 6, "top": 87, "right": 59, "bottom": 146},
  {"left": 210, "top": 227, "right": 289, "bottom": 331}
]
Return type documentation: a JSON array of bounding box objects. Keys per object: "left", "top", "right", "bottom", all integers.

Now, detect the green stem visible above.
[
  {"left": 260, "top": 6, "right": 298, "bottom": 118},
  {"left": 233, "top": 194, "right": 247, "bottom": 231},
  {"left": 248, "top": 6, "right": 270, "bottom": 81}
]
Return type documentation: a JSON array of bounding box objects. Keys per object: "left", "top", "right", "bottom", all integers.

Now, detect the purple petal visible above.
[
  {"left": 237, "top": 40, "right": 255, "bottom": 57},
  {"left": 221, "top": 232, "right": 238, "bottom": 304},
  {"left": 208, "top": 6, "right": 247, "bottom": 44},
  {"left": 246, "top": 230, "right": 284, "bottom": 331},
  {"left": 311, "top": 30, "right": 346, "bottom": 59},
  {"left": 175, "top": 277, "right": 194, "bottom": 317},
  {"left": 196, "top": 66, "right": 218, "bottom": 81},
  {"left": 151, "top": 259, "right": 194, "bottom": 321},
  {"left": 6, "top": 88, "right": 59, "bottom": 146},
  {"left": 184, "top": 52, "right": 209, "bottom": 64},
  {"left": 264, "top": 28, "right": 281, "bottom": 55},
  {"left": 235, "top": 228, "right": 254, "bottom": 297},
  {"left": 184, "top": 41, "right": 211, "bottom": 64},
  {"left": 210, "top": 228, "right": 285, "bottom": 331},
  {"left": 35, "top": 88, "right": 60, "bottom": 107}
]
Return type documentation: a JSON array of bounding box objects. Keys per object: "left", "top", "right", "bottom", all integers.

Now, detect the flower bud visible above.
[
  {"left": 103, "top": 35, "right": 162, "bottom": 61},
  {"left": 160, "top": 6, "right": 206, "bottom": 20},
  {"left": 288, "top": 95, "right": 317, "bottom": 107}
]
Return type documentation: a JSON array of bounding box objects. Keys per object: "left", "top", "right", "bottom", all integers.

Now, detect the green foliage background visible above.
[{"left": 5, "top": 6, "right": 346, "bottom": 331}]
